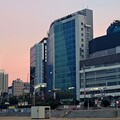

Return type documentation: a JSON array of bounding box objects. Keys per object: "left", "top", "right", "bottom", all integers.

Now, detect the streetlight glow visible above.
[
  {"left": 68, "top": 87, "right": 75, "bottom": 90},
  {"left": 33, "top": 83, "right": 47, "bottom": 106},
  {"left": 41, "top": 85, "right": 45, "bottom": 87}
]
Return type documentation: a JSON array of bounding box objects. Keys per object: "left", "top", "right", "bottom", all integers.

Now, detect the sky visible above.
[{"left": 0, "top": 0, "right": 120, "bottom": 86}]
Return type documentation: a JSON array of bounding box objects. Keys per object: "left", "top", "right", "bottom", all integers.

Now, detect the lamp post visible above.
[
  {"left": 83, "top": 66, "right": 90, "bottom": 110},
  {"left": 87, "top": 90, "right": 89, "bottom": 110},
  {"left": 83, "top": 66, "right": 86, "bottom": 101},
  {"left": 33, "top": 89, "right": 35, "bottom": 106},
  {"left": 53, "top": 90, "right": 56, "bottom": 100}
]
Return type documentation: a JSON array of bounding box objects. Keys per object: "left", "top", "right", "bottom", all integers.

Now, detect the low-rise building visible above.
[
  {"left": 12, "top": 78, "right": 24, "bottom": 96},
  {"left": 80, "top": 53, "right": 120, "bottom": 99}
]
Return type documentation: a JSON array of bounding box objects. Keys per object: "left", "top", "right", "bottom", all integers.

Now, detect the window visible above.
[
  {"left": 81, "top": 28, "right": 83, "bottom": 31},
  {"left": 86, "top": 33, "right": 89, "bottom": 37},
  {"left": 82, "top": 55, "right": 84, "bottom": 58},
  {"left": 86, "top": 27, "right": 89, "bottom": 32},
  {"left": 81, "top": 39, "right": 84, "bottom": 42},
  {"left": 81, "top": 49, "right": 84, "bottom": 52},
  {"left": 81, "top": 44, "right": 84, "bottom": 47},
  {"left": 81, "top": 33, "right": 83, "bottom": 36},
  {"left": 81, "top": 22, "right": 83, "bottom": 25}
]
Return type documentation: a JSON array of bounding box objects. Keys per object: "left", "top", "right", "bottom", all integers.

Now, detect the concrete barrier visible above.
[
  {"left": 51, "top": 108, "right": 120, "bottom": 118},
  {"left": 64, "top": 109, "right": 118, "bottom": 118}
]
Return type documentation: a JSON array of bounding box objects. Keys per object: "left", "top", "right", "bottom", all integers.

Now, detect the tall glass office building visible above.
[
  {"left": 47, "top": 9, "right": 93, "bottom": 100},
  {"left": 30, "top": 38, "right": 47, "bottom": 94},
  {"left": 0, "top": 69, "right": 8, "bottom": 93}
]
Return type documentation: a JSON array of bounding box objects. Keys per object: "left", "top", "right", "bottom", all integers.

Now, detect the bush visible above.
[
  {"left": 36, "top": 99, "right": 61, "bottom": 109},
  {"left": 75, "top": 100, "right": 80, "bottom": 105},
  {"left": 18, "top": 105, "right": 31, "bottom": 108},
  {"left": 0, "top": 104, "right": 7, "bottom": 109},
  {"left": 101, "top": 99, "right": 110, "bottom": 107},
  {"left": 9, "top": 96, "right": 18, "bottom": 105},
  {"left": 84, "top": 99, "right": 95, "bottom": 108},
  {"left": 47, "top": 100, "right": 60, "bottom": 109}
]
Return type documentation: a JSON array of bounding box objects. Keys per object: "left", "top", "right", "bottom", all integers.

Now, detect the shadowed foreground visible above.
[{"left": 0, "top": 117, "right": 120, "bottom": 120}]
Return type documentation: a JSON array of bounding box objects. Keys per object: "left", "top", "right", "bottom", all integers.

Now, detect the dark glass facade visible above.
[
  {"left": 107, "top": 20, "right": 120, "bottom": 35},
  {"left": 54, "top": 19, "right": 76, "bottom": 90},
  {"left": 30, "top": 46, "right": 36, "bottom": 94},
  {"left": 30, "top": 38, "right": 47, "bottom": 94},
  {"left": 89, "top": 32, "right": 120, "bottom": 54},
  {"left": 46, "top": 32, "right": 54, "bottom": 92},
  {"left": 45, "top": 65, "right": 53, "bottom": 92}
]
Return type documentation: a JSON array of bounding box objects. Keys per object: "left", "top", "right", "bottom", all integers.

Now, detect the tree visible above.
[
  {"left": 84, "top": 99, "right": 95, "bottom": 108},
  {"left": 101, "top": 99, "right": 110, "bottom": 107},
  {"left": 0, "top": 97, "right": 8, "bottom": 109},
  {"left": 9, "top": 96, "right": 18, "bottom": 105}
]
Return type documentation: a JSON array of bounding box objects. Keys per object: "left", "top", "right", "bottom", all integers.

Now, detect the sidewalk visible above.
[{"left": 0, "top": 117, "right": 120, "bottom": 120}]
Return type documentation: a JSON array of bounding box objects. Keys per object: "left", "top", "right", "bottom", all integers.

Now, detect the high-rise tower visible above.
[
  {"left": 0, "top": 69, "right": 8, "bottom": 94},
  {"left": 47, "top": 9, "right": 93, "bottom": 100},
  {"left": 30, "top": 38, "right": 47, "bottom": 94}
]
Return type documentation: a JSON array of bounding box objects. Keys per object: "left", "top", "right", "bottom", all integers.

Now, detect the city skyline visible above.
[{"left": 0, "top": 0, "right": 120, "bottom": 86}]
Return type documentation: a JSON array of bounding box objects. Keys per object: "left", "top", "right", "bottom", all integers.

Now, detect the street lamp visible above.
[
  {"left": 87, "top": 89, "right": 90, "bottom": 110},
  {"left": 83, "top": 66, "right": 90, "bottom": 110},
  {"left": 83, "top": 66, "right": 86, "bottom": 100}
]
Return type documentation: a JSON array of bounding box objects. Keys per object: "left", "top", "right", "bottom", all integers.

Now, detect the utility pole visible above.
[
  {"left": 83, "top": 66, "right": 86, "bottom": 101},
  {"left": 83, "top": 66, "right": 89, "bottom": 110},
  {"left": 88, "top": 92, "right": 89, "bottom": 110},
  {"left": 32, "top": 85, "right": 35, "bottom": 106},
  {"left": 33, "top": 87, "right": 35, "bottom": 106}
]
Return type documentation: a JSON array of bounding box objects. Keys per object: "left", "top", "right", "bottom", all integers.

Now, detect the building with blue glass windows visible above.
[
  {"left": 30, "top": 38, "right": 47, "bottom": 94},
  {"left": 0, "top": 69, "right": 8, "bottom": 93},
  {"left": 47, "top": 9, "right": 93, "bottom": 100},
  {"left": 107, "top": 20, "right": 120, "bottom": 35}
]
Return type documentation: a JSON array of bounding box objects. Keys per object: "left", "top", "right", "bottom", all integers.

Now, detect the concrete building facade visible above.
[
  {"left": 80, "top": 53, "right": 120, "bottom": 99},
  {"left": 12, "top": 78, "right": 24, "bottom": 96},
  {"left": 80, "top": 20, "right": 120, "bottom": 100},
  {"left": 0, "top": 69, "right": 8, "bottom": 94},
  {"left": 8, "top": 86, "right": 12, "bottom": 95},
  {"left": 23, "top": 82, "right": 30, "bottom": 94}
]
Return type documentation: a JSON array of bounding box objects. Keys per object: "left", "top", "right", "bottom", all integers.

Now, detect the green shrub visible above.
[
  {"left": 101, "top": 99, "right": 110, "bottom": 107},
  {"left": 36, "top": 99, "right": 60, "bottom": 109},
  {"left": 84, "top": 99, "right": 95, "bottom": 107}
]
